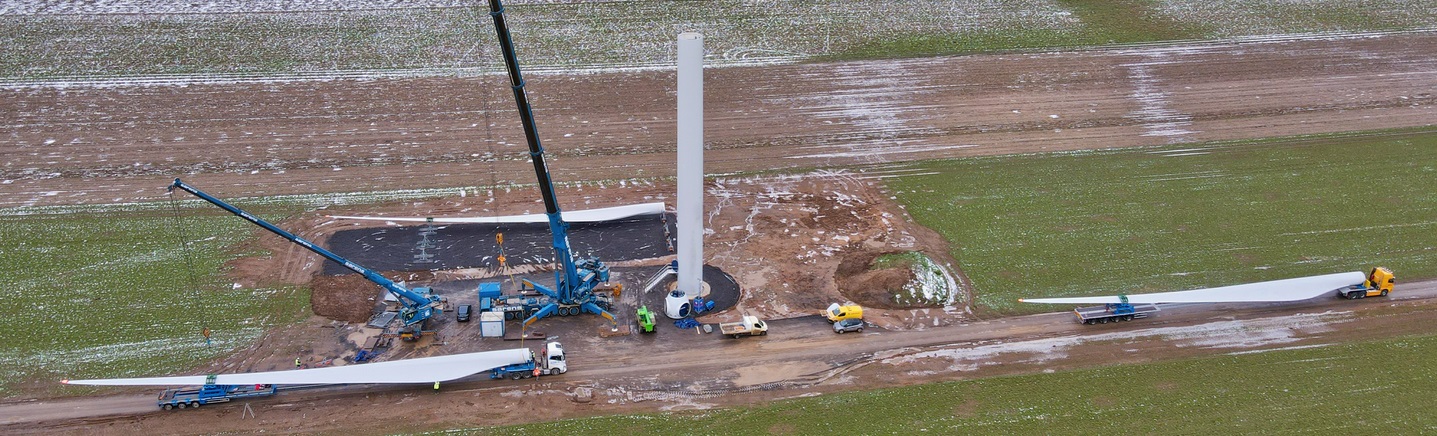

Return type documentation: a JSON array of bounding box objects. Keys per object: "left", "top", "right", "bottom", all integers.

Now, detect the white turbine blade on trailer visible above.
[
  {"left": 331, "top": 202, "right": 665, "bottom": 224},
  {"left": 63, "top": 348, "right": 531, "bottom": 386},
  {"left": 1020, "top": 271, "right": 1366, "bottom": 304}
]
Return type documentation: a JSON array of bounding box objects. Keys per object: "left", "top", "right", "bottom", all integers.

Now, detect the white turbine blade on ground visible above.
[
  {"left": 1019, "top": 271, "right": 1366, "bottom": 304},
  {"left": 62, "top": 349, "right": 531, "bottom": 386},
  {"left": 331, "top": 202, "right": 665, "bottom": 224}
]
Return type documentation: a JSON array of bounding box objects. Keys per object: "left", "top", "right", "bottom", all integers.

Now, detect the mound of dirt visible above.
[
  {"left": 310, "top": 271, "right": 436, "bottom": 323},
  {"left": 834, "top": 248, "right": 925, "bottom": 310}
]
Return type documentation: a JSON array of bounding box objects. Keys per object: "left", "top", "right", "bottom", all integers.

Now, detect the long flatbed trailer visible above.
[{"left": 1074, "top": 303, "right": 1160, "bottom": 324}]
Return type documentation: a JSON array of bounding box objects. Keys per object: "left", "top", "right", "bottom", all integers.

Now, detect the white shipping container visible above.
[{"left": 480, "top": 312, "right": 505, "bottom": 338}]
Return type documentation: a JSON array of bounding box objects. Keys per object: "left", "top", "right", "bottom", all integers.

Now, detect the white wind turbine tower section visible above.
[{"left": 668, "top": 32, "right": 705, "bottom": 319}]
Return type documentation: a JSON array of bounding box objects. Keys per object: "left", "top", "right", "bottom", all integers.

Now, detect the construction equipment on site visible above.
[
  {"left": 1336, "top": 267, "right": 1395, "bottom": 299},
  {"left": 67, "top": 346, "right": 554, "bottom": 410},
  {"left": 156, "top": 382, "right": 278, "bottom": 410},
  {"left": 1023, "top": 268, "right": 1393, "bottom": 325},
  {"left": 718, "top": 315, "right": 769, "bottom": 338},
  {"left": 167, "top": 178, "right": 445, "bottom": 337},
  {"left": 490, "top": 341, "right": 569, "bottom": 379},
  {"left": 1073, "top": 294, "right": 1160, "bottom": 325},
  {"left": 478, "top": 0, "right": 616, "bottom": 328},
  {"left": 636, "top": 305, "right": 657, "bottom": 333},
  {"left": 823, "top": 303, "right": 864, "bottom": 322}
]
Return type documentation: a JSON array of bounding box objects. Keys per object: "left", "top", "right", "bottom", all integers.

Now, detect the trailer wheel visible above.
[
  {"left": 511, "top": 372, "right": 523, "bottom": 380},
  {"left": 189, "top": 402, "right": 199, "bottom": 409},
  {"left": 176, "top": 402, "right": 186, "bottom": 409},
  {"left": 162, "top": 404, "right": 173, "bottom": 410},
  {"left": 1122, "top": 315, "right": 1133, "bottom": 321}
]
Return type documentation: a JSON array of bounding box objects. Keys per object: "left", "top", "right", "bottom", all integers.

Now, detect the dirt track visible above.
[
  {"left": 2, "top": 31, "right": 1437, "bottom": 434},
  {"left": 3, "top": 32, "right": 1433, "bottom": 208},
  {"left": 9, "top": 279, "right": 1437, "bottom": 434}
]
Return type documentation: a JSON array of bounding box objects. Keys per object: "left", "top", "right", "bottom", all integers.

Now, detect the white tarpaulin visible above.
[
  {"left": 1019, "top": 271, "right": 1366, "bottom": 305},
  {"left": 330, "top": 202, "right": 665, "bottom": 224},
  {"left": 63, "top": 348, "right": 531, "bottom": 386}
]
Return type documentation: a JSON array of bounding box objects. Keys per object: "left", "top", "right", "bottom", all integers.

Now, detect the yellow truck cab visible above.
[
  {"left": 1363, "top": 267, "right": 1395, "bottom": 296},
  {"left": 1338, "top": 267, "right": 1395, "bottom": 299},
  {"left": 824, "top": 303, "right": 863, "bottom": 322}
]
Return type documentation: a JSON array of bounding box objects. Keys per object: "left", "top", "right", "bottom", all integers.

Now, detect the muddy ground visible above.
[{"left": 1, "top": 32, "right": 1436, "bottom": 434}]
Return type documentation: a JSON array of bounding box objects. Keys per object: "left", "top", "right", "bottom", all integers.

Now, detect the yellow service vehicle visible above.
[
  {"left": 1336, "top": 267, "right": 1395, "bottom": 299},
  {"left": 823, "top": 303, "right": 864, "bottom": 322}
]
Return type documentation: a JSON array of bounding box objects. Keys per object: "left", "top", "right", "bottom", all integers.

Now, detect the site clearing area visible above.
[{"left": 3, "top": 1, "right": 1437, "bottom": 434}]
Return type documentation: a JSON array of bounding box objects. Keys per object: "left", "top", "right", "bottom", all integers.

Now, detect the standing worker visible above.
[
  {"left": 295, "top": 357, "right": 301, "bottom": 368},
  {"left": 433, "top": 381, "right": 440, "bottom": 391}
]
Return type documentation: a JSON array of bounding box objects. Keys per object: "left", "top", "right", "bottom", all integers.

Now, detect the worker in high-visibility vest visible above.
[
  {"left": 433, "top": 381, "right": 440, "bottom": 391},
  {"left": 295, "top": 358, "right": 301, "bottom": 368}
]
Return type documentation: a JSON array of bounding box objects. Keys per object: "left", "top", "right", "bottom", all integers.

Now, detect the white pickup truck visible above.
[{"left": 718, "top": 315, "right": 768, "bottom": 338}]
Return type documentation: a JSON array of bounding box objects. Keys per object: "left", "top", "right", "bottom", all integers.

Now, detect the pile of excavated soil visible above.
[{"left": 310, "top": 271, "right": 436, "bottom": 323}]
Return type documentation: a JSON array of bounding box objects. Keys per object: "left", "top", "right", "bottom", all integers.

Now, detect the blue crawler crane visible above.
[
  {"left": 483, "top": 0, "right": 617, "bottom": 328},
  {"left": 168, "top": 179, "right": 445, "bottom": 337}
]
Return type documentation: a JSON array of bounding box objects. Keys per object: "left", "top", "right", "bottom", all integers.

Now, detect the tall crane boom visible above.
[
  {"left": 168, "top": 178, "right": 442, "bottom": 326},
  {"left": 485, "top": 0, "right": 615, "bottom": 327}
]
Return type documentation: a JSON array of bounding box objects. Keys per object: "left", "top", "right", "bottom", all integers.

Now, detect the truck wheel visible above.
[
  {"left": 177, "top": 402, "right": 186, "bottom": 409},
  {"left": 550, "top": 368, "right": 561, "bottom": 376},
  {"left": 1382, "top": 290, "right": 1389, "bottom": 296},
  {"left": 162, "top": 404, "right": 173, "bottom": 410}
]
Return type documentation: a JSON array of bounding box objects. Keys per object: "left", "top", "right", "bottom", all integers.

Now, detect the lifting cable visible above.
[
  {"left": 464, "top": 4, "right": 511, "bottom": 283},
  {"left": 166, "top": 189, "right": 210, "bottom": 345}
]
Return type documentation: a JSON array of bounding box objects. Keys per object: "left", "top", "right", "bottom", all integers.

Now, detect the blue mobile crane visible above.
[
  {"left": 168, "top": 178, "right": 445, "bottom": 337},
  {"left": 483, "top": 0, "right": 617, "bottom": 328}
]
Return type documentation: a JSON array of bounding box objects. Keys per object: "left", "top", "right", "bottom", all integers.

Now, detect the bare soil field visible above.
[{"left": 1, "top": 32, "right": 1436, "bottom": 434}]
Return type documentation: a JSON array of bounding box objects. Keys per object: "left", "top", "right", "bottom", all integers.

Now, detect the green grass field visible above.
[
  {"left": 0, "top": 200, "right": 312, "bottom": 397},
  {"left": 470, "top": 332, "right": 1437, "bottom": 434},
  {"left": 3, "top": 0, "right": 1434, "bottom": 79},
  {"left": 885, "top": 129, "right": 1437, "bottom": 315}
]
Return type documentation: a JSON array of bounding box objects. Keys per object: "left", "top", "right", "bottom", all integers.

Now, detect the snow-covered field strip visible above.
[
  {"left": 883, "top": 310, "right": 1354, "bottom": 373},
  {"left": 1155, "top": 0, "right": 1437, "bottom": 38},
  {"left": 4, "top": 1, "right": 1435, "bottom": 84},
  {"left": 1, "top": 1, "right": 1077, "bottom": 80}
]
